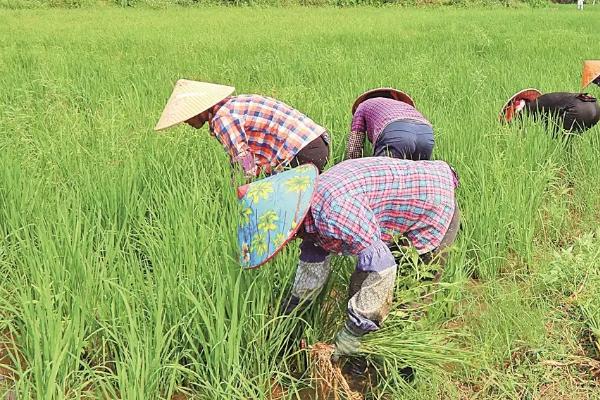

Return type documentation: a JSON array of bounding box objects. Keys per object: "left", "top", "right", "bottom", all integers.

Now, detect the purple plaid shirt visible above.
[
  {"left": 347, "top": 98, "right": 431, "bottom": 159},
  {"left": 302, "top": 157, "right": 457, "bottom": 255}
]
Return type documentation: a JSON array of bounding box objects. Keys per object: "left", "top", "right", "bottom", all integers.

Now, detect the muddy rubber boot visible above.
[
  {"left": 341, "top": 357, "right": 372, "bottom": 394},
  {"left": 398, "top": 366, "right": 415, "bottom": 383},
  {"left": 342, "top": 356, "right": 368, "bottom": 376},
  {"left": 279, "top": 295, "right": 302, "bottom": 316}
]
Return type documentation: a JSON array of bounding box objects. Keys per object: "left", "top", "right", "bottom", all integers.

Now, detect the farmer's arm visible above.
[
  {"left": 212, "top": 111, "right": 257, "bottom": 177},
  {"left": 345, "top": 109, "right": 367, "bottom": 159}
]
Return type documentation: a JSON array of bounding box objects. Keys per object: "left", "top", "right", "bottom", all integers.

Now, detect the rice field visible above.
[{"left": 1, "top": 5, "right": 600, "bottom": 399}]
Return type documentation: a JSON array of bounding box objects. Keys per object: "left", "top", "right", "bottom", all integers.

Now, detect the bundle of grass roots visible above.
[{"left": 310, "top": 343, "right": 362, "bottom": 400}]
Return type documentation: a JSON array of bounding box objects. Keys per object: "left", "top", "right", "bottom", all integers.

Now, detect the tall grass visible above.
[{"left": 1, "top": 6, "right": 600, "bottom": 399}]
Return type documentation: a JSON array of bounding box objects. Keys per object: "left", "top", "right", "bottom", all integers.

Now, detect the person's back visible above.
[
  {"left": 347, "top": 89, "right": 434, "bottom": 161},
  {"left": 218, "top": 94, "right": 324, "bottom": 137},
  {"left": 526, "top": 92, "right": 600, "bottom": 133},
  {"left": 315, "top": 157, "right": 453, "bottom": 205},
  {"left": 307, "top": 157, "right": 457, "bottom": 255},
  {"left": 352, "top": 98, "right": 430, "bottom": 142},
  {"left": 210, "top": 94, "right": 329, "bottom": 173}
]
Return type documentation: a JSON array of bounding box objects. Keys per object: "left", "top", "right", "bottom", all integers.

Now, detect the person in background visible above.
[
  {"left": 582, "top": 60, "right": 600, "bottom": 89},
  {"left": 577, "top": 0, "right": 584, "bottom": 10},
  {"left": 238, "top": 157, "right": 460, "bottom": 378},
  {"left": 155, "top": 79, "right": 330, "bottom": 178},
  {"left": 346, "top": 87, "right": 434, "bottom": 160},
  {"left": 499, "top": 88, "right": 600, "bottom": 134}
]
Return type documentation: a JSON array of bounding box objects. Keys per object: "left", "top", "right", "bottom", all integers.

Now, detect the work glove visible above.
[{"left": 332, "top": 325, "right": 362, "bottom": 362}]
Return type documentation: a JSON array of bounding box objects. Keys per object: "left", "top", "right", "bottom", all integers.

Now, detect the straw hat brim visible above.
[
  {"left": 352, "top": 87, "right": 415, "bottom": 114},
  {"left": 154, "top": 80, "right": 235, "bottom": 131},
  {"left": 499, "top": 88, "right": 542, "bottom": 123},
  {"left": 581, "top": 60, "right": 600, "bottom": 89}
]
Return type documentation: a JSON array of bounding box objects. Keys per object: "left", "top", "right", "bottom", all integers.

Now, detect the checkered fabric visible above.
[
  {"left": 345, "top": 130, "right": 367, "bottom": 159},
  {"left": 303, "top": 157, "right": 457, "bottom": 255},
  {"left": 347, "top": 98, "right": 431, "bottom": 159},
  {"left": 209, "top": 95, "right": 327, "bottom": 175}
]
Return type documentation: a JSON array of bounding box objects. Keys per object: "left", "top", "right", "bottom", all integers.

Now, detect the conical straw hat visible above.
[
  {"left": 499, "top": 88, "right": 542, "bottom": 123},
  {"left": 237, "top": 164, "right": 318, "bottom": 269},
  {"left": 154, "top": 79, "right": 235, "bottom": 131},
  {"left": 581, "top": 60, "right": 600, "bottom": 89},
  {"left": 352, "top": 87, "right": 415, "bottom": 114}
]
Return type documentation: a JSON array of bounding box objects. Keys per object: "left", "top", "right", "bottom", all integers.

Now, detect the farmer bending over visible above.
[
  {"left": 155, "top": 80, "right": 330, "bottom": 177},
  {"left": 500, "top": 88, "right": 600, "bottom": 134},
  {"left": 237, "top": 158, "right": 460, "bottom": 377},
  {"left": 346, "top": 88, "right": 434, "bottom": 160}
]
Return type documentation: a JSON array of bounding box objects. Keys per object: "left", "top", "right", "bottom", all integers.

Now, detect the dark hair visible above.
[{"left": 363, "top": 90, "right": 396, "bottom": 102}]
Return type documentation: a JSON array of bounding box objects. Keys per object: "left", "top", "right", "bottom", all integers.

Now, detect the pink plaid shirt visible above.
[
  {"left": 347, "top": 98, "right": 431, "bottom": 159},
  {"left": 303, "top": 157, "right": 457, "bottom": 255},
  {"left": 209, "top": 95, "right": 327, "bottom": 175}
]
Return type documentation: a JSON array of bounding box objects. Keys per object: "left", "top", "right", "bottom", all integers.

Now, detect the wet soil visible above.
[
  {"left": 0, "top": 331, "right": 17, "bottom": 400},
  {"left": 269, "top": 364, "right": 375, "bottom": 400}
]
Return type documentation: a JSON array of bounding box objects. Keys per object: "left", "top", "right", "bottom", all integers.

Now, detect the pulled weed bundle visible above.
[
  {"left": 310, "top": 343, "right": 362, "bottom": 400},
  {"left": 361, "top": 324, "right": 471, "bottom": 375}
]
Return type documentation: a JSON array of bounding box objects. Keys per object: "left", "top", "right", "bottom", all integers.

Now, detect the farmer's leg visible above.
[
  {"left": 281, "top": 237, "right": 331, "bottom": 315},
  {"left": 344, "top": 240, "right": 397, "bottom": 337},
  {"left": 420, "top": 204, "right": 461, "bottom": 282},
  {"left": 334, "top": 240, "right": 396, "bottom": 374},
  {"left": 289, "top": 134, "right": 330, "bottom": 173},
  {"left": 373, "top": 121, "right": 417, "bottom": 160},
  {"left": 411, "top": 124, "right": 435, "bottom": 161}
]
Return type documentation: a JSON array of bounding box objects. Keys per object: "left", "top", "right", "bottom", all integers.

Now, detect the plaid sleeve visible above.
[
  {"left": 345, "top": 130, "right": 366, "bottom": 159},
  {"left": 351, "top": 106, "right": 367, "bottom": 133},
  {"left": 211, "top": 111, "right": 256, "bottom": 174}
]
